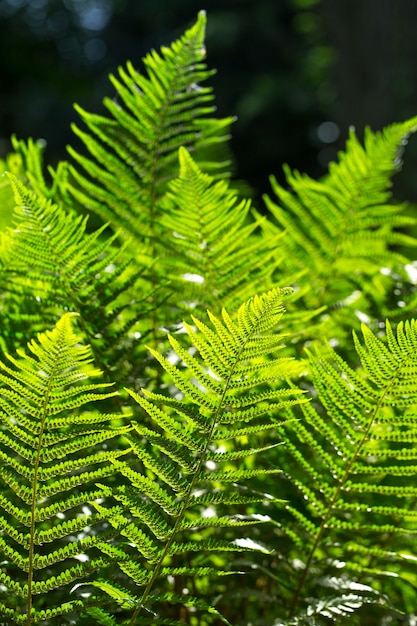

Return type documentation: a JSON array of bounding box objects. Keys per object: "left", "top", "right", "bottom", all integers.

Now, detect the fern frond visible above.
[
  {"left": 0, "top": 143, "right": 27, "bottom": 232},
  {"left": 8, "top": 135, "right": 69, "bottom": 202},
  {"left": 0, "top": 174, "right": 154, "bottom": 386},
  {"left": 276, "top": 317, "right": 417, "bottom": 621},
  {"left": 108, "top": 287, "right": 304, "bottom": 624},
  {"left": 158, "top": 147, "right": 277, "bottom": 316},
  {"left": 0, "top": 135, "right": 68, "bottom": 239},
  {"left": 65, "top": 11, "right": 233, "bottom": 246},
  {"left": 263, "top": 118, "right": 417, "bottom": 345},
  {"left": 0, "top": 313, "right": 129, "bottom": 624},
  {"left": 274, "top": 578, "right": 389, "bottom": 626}
]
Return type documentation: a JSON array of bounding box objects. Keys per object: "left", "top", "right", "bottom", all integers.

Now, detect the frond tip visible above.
[
  {"left": 158, "top": 148, "right": 276, "bottom": 315},
  {"left": 263, "top": 116, "right": 417, "bottom": 343}
]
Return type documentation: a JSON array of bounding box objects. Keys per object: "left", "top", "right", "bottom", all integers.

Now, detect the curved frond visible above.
[
  {"left": 277, "top": 317, "right": 417, "bottom": 621},
  {"left": 263, "top": 118, "right": 417, "bottom": 344},
  {"left": 0, "top": 175, "right": 153, "bottom": 385}
]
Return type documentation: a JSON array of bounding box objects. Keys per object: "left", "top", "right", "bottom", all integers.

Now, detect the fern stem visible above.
[
  {"left": 26, "top": 351, "right": 56, "bottom": 625},
  {"left": 127, "top": 393, "right": 226, "bottom": 624}
]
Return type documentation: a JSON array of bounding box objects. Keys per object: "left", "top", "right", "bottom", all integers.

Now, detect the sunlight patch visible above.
[
  {"left": 406, "top": 262, "right": 417, "bottom": 284},
  {"left": 182, "top": 273, "right": 205, "bottom": 284},
  {"left": 233, "top": 538, "right": 271, "bottom": 553}
]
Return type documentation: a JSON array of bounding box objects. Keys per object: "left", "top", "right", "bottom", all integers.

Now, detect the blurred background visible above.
[{"left": 1, "top": 0, "right": 417, "bottom": 203}]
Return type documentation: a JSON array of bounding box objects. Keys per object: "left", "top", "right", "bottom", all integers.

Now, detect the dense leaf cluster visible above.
[{"left": 0, "top": 10, "right": 417, "bottom": 626}]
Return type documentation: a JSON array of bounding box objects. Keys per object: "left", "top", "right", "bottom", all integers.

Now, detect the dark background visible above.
[{"left": 1, "top": 0, "right": 417, "bottom": 203}]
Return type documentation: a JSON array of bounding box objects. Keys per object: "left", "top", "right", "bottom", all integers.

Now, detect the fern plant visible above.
[
  {"left": 1, "top": 9, "right": 417, "bottom": 626},
  {"left": 64, "top": 10, "right": 233, "bottom": 246}
]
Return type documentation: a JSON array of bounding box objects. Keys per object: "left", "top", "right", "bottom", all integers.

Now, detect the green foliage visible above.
[
  {"left": 263, "top": 118, "right": 417, "bottom": 349},
  {"left": 0, "top": 313, "right": 130, "bottom": 624},
  {"left": 64, "top": 10, "right": 233, "bottom": 247},
  {"left": 274, "top": 318, "right": 417, "bottom": 623},
  {"left": 0, "top": 10, "right": 417, "bottom": 626},
  {"left": 157, "top": 146, "right": 276, "bottom": 317}
]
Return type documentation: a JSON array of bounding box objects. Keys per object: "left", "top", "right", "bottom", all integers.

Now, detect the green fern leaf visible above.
[
  {"left": 111, "top": 287, "right": 304, "bottom": 624},
  {"left": 158, "top": 147, "right": 277, "bottom": 316},
  {"left": 277, "top": 317, "right": 417, "bottom": 621},
  {"left": 65, "top": 11, "right": 233, "bottom": 246},
  {"left": 263, "top": 117, "right": 417, "bottom": 346},
  {"left": 0, "top": 313, "right": 129, "bottom": 623},
  {"left": 1, "top": 174, "right": 154, "bottom": 386},
  {"left": 0, "top": 135, "right": 68, "bottom": 240}
]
